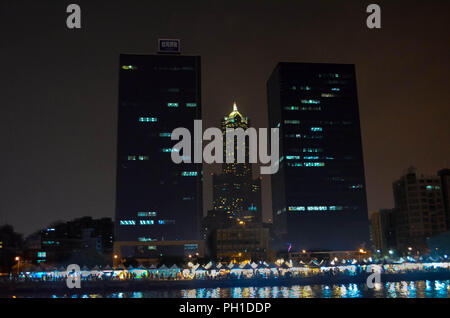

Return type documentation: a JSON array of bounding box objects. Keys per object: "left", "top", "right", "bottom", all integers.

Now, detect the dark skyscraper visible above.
[
  {"left": 267, "top": 62, "right": 370, "bottom": 252},
  {"left": 114, "top": 53, "right": 203, "bottom": 260}
]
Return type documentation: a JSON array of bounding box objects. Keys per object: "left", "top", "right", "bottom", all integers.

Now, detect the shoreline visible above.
[{"left": 1, "top": 271, "right": 450, "bottom": 297}]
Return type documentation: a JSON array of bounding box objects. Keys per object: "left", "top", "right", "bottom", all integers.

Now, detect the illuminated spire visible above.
[{"left": 226, "top": 101, "right": 247, "bottom": 124}]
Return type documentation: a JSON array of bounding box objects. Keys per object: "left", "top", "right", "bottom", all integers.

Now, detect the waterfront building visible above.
[
  {"left": 393, "top": 167, "right": 447, "bottom": 253},
  {"left": 214, "top": 223, "right": 272, "bottom": 261},
  {"left": 267, "top": 62, "right": 370, "bottom": 252},
  {"left": 24, "top": 217, "right": 114, "bottom": 265},
  {"left": 115, "top": 53, "right": 203, "bottom": 262}
]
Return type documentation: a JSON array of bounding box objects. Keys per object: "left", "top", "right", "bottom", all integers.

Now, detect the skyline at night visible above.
[
  {"left": 1, "top": 0, "right": 449, "bottom": 236},
  {"left": 1, "top": 0, "right": 450, "bottom": 305}
]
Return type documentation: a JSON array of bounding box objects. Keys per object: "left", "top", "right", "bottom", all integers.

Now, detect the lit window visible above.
[
  {"left": 285, "top": 134, "right": 302, "bottom": 138},
  {"left": 304, "top": 162, "right": 325, "bottom": 167},
  {"left": 139, "top": 117, "right": 157, "bottom": 122},
  {"left": 167, "top": 102, "right": 179, "bottom": 107},
  {"left": 286, "top": 155, "right": 301, "bottom": 160},
  {"left": 301, "top": 99, "right": 320, "bottom": 104},
  {"left": 138, "top": 237, "right": 155, "bottom": 242},
  {"left": 284, "top": 120, "right": 300, "bottom": 124},
  {"left": 122, "top": 65, "right": 137, "bottom": 70},
  {"left": 303, "top": 148, "right": 323, "bottom": 153},
  {"left": 186, "top": 103, "right": 197, "bottom": 107},
  {"left": 288, "top": 206, "right": 305, "bottom": 211},
  {"left": 311, "top": 127, "right": 322, "bottom": 131},
  {"left": 304, "top": 156, "right": 319, "bottom": 159},
  {"left": 284, "top": 106, "right": 299, "bottom": 111},
  {"left": 140, "top": 220, "right": 154, "bottom": 225},
  {"left": 120, "top": 220, "right": 136, "bottom": 225},
  {"left": 158, "top": 220, "right": 175, "bottom": 225},
  {"left": 159, "top": 133, "right": 171, "bottom": 137},
  {"left": 307, "top": 206, "right": 328, "bottom": 211},
  {"left": 181, "top": 171, "right": 198, "bottom": 176},
  {"left": 162, "top": 148, "right": 179, "bottom": 153},
  {"left": 138, "top": 155, "right": 149, "bottom": 160},
  {"left": 137, "top": 211, "right": 157, "bottom": 217}
]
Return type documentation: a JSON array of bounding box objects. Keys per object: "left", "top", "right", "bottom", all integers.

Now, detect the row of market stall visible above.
[{"left": 13, "top": 259, "right": 450, "bottom": 281}]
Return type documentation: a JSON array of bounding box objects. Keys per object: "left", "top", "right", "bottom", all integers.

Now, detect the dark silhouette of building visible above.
[
  {"left": 0, "top": 225, "right": 24, "bottom": 272},
  {"left": 24, "top": 217, "right": 114, "bottom": 265},
  {"left": 115, "top": 53, "right": 203, "bottom": 261},
  {"left": 369, "top": 209, "right": 396, "bottom": 254},
  {"left": 438, "top": 169, "right": 450, "bottom": 229},
  {"left": 393, "top": 167, "right": 447, "bottom": 253},
  {"left": 214, "top": 223, "right": 272, "bottom": 261},
  {"left": 267, "top": 62, "right": 370, "bottom": 252}
]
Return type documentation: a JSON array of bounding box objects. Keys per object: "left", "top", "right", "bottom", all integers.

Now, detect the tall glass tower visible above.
[
  {"left": 114, "top": 54, "right": 203, "bottom": 260},
  {"left": 212, "top": 103, "right": 262, "bottom": 223},
  {"left": 267, "top": 62, "right": 370, "bottom": 252}
]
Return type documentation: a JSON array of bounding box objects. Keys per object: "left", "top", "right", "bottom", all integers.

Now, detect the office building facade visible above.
[
  {"left": 115, "top": 54, "right": 203, "bottom": 260},
  {"left": 267, "top": 62, "right": 370, "bottom": 252}
]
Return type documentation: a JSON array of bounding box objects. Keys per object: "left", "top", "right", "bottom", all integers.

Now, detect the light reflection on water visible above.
[{"left": 45, "top": 280, "right": 450, "bottom": 298}]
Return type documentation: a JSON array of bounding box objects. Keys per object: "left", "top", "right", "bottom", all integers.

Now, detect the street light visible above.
[
  {"left": 113, "top": 254, "right": 119, "bottom": 269},
  {"left": 15, "top": 256, "right": 20, "bottom": 275}
]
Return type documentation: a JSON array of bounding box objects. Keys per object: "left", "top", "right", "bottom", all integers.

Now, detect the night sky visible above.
[{"left": 1, "top": 0, "right": 449, "bottom": 236}]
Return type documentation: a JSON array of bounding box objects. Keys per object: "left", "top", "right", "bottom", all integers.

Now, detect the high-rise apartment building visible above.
[{"left": 393, "top": 167, "right": 447, "bottom": 252}]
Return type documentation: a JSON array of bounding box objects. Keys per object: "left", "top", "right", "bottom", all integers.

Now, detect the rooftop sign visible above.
[{"left": 158, "top": 39, "right": 180, "bottom": 54}]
